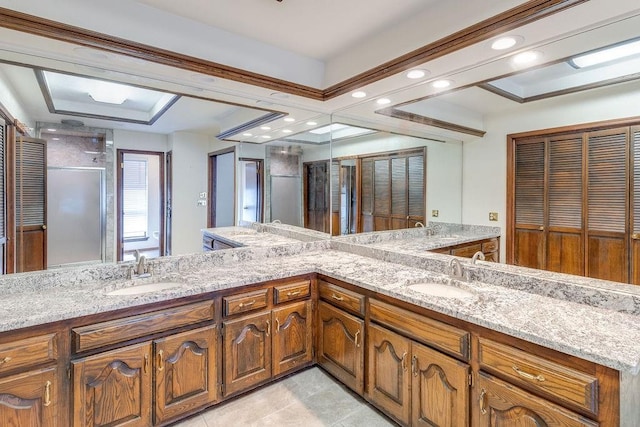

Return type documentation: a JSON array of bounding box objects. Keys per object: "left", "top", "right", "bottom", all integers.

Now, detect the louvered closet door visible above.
[
  {"left": 15, "top": 136, "right": 47, "bottom": 272},
  {"left": 407, "top": 154, "right": 425, "bottom": 228},
  {"left": 390, "top": 157, "right": 408, "bottom": 229},
  {"left": 631, "top": 126, "right": 640, "bottom": 285},
  {"left": 546, "top": 134, "right": 584, "bottom": 275},
  {"left": 373, "top": 159, "right": 390, "bottom": 231},
  {"left": 360, "top": 158, "right": 374, "bottom": 232},
  {"left": 514, "top": 139, "right": 546, "bottom": 269},
  {"left": 587, "top": 128, "right": 629, "bottom": 283}
]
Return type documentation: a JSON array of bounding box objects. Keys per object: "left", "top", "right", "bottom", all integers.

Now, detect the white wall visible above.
[
  {"left": 462, "top": 81, "right": 640, "bottom": 261},
  {"left": 215, "top": 151, "right": 235, "bottom": 226},
  {"left": 168, "top": 132, "right": 211, "bottom": 255},
  {"left": 0, "top": 68, "right": 34, "bottom": 131}
]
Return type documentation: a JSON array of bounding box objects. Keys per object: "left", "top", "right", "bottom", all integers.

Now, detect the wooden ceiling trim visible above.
[
  {"left": 376, "top": 107, "right": 486, "bottom": 138},
  {"left": 322, "top": 0, "right": 589, "bottom": 99},
  {"left": 0, "top": 0, "right": 587, "bottom": 102},
  {"left": 0, "top": 7, "right": 325, "bottom": 101}
]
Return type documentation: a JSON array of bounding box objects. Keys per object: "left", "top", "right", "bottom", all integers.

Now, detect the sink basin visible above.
[
  {"left": 105, "top": 282, "right": 185, "bottom": 296},
  {"left": 406, "top": 283, "right": 474, "bottom": 299}
]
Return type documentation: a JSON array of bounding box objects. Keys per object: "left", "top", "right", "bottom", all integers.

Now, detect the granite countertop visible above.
[
  {"left": 2, "top": 225, "right": 640, "bottom": 375},
  {"left": 202, "top": 226, "right": 307, "bottom": 247}
]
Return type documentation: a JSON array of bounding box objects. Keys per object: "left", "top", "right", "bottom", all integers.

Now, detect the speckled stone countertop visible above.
[
  {"left": 201, "top": 226, "right": 315, "bottom": 247},
  {"left": 3, "top": 225, "right": 640, "bottom": 375}
]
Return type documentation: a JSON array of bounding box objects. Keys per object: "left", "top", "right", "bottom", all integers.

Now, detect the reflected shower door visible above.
[{"left": 47, "top": 168, "right": 104, "bottom": 267}]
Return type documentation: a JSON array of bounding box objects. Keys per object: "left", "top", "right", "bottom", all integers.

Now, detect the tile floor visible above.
[{"left": 172, "top": 367, "right": 397, "bottom": 426}]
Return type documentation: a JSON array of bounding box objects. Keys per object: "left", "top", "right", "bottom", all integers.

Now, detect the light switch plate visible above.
[
  {"left": 197, "top": 200, "right": 207, "bottom": 206},
  {"left": 489, "top": 212, "right": 498, "bottom": 221},
  {"left": 432, "top": 210, "right": 439, "bottom": 217},
  {"left": 199, "top": 192, "right": 207, "bottom": 199}
]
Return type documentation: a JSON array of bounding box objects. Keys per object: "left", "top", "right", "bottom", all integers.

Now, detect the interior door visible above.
[
  {"left": 165, "top": 151, "right": 172, "bottom": 256},
  {"left": 15, "top": 136, "right": 47, "bottom": 272},
  {"left": 239, "top": 159, "right": 263, "bottom": 223}
]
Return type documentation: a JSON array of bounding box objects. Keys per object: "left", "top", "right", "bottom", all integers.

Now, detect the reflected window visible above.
[{"left": 123, "top": 159, "right": 148, "bottom": 239}]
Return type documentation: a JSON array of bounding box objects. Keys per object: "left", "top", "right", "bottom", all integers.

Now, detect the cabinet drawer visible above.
[
  {"left": 73, "top": 301, "right": 215, "bottom": 352},
  {"left": 319, "top": 281, "right": 365, "bottom": 316},
  {"left": 223, "top": 288, "right": 269, "bottom": 316},
  {"left": 451, "top": 243, "right": 482, "bottom": 258},
  {"left": 369, "top": 299, "right": 469, "bottom": 360},
  {"left": 0, "top": 333, "right": 58, "bottom": 374},
  {"left": 484, "top": 251, "right": 499, "bottom": 262},
  {"left": 274, "top": 280, "right": 310, "bottom": 304},
  {"left": 481, "top": 238, "right": 499, "bottom": 253},
  {"left": 478, "top": 338, "right": 598, "bottom": 414}
]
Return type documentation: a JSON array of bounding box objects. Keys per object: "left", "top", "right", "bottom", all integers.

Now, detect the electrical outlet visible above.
[
  {"left": 489, "top": 212, "right": 498, "bottom": 221},
  {"left": 197, "top": 200, "right": 207, "bottom": 206},
  {"left": 432, "top": 209, "right": 439, "bottom": 217}
]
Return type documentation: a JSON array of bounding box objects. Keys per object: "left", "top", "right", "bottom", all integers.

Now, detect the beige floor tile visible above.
[
  {"left": 332, "top": 404, "right": 397, "bottom": 427},
  {"left": 171, "top": 414, "right": 208, "bottom": 427}
]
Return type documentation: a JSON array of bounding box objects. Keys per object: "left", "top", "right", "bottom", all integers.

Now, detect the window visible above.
[{"left": 123, "top": 159, "right": 148, "bottom": 239}]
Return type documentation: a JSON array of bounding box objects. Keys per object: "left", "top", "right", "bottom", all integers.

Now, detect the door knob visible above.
[{"left": 42, "top": 225, "right": 47, "bottom": 230}]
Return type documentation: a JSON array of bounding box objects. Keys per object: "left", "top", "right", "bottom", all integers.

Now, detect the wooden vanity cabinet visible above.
[
  {"left": 432, "top": 237, "right": 500, "bottom": 262},
  {"left": 72, "top": 341, "right": 152, "bottom": 427},
  {"left": 0, "top": 332, "right": 61, "bottom": 427},
  {"left": 154, "top": 325, "right": 218, "bottom": 425},
  {"left": 222, "top": 310, "right": 272, "bottom": 396},
  {"left": 367, "top": 304, "right": 470, "bottom": 427},
  {"left": 317, "top": 300, "right": 365, "bottom": 395},
  {"left": 474, "top": 372, "right": 598, "bottom": 427},
  {"left": 0, "top": 367, "right": 58, "bottom": 426},
  {"left": 222, "top": 280, "right": 313, "bottom": 397}
]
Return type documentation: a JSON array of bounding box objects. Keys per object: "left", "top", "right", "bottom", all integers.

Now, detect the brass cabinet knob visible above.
[{"left": 42, "top": 225, "right": 47, "bottom": 230}]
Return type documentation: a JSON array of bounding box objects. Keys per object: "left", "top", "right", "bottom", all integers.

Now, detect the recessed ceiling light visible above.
[
  {"left": 570, "top": 38, "right": 640, "bottom": 68},
  {"left": 261, "top": 135, "right": 271, "bottom": 139},
  {"left": 52, "top": 137, "right": 60, "bottom": 141},
  {"left": 406, "top": 69, "right": 428, "bottom": 79},
  {"left": 89, "top": 92, "right": 127, "bottom": 104},
  {"left": 46, "top": 128, "right": 56, "bottom": 132},
  {"left": 282, "top": 129, "right": 292, "bottom": 133},
  {"left": 306, "top": 121, "right": 317, "bottom": 126},
  {"left": 260, "top": 126, "right": 271, "bottom": 130},
  {"left": 351, "top": 91, "right": 367, "bottom": 98},
  {"left": 284, "top": 117, "right": 296, "bottom": 122},
  {"left": 432, "top": 80, "right": 452, "bottom": 89},
  {"left": 242, "top": 133, "right": 252, "bottom": 137},
  {"left": 376, "top": 98, "right": 391, "bottom": 105},
  {"left": 513, "top": 51, "right": 541, "bottom": 65},
  {"left": 491, "top": 36, "right": 520, "bottom": 50}
]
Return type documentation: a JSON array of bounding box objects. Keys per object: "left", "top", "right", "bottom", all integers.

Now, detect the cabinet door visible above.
[
  {"left": 72, "top": 342, "right": 152, "bottom": 427},
  {"left": 317, "top": 301, "right": 364, "bottom": 395},
  {"left": 411, "top": 341, "right": 469, "bottom": 427},
  {"left": 154, "top": 325, "right": 218, "bottom": 424},
  {"left": 366, "top": 323, "right": 411, "bottom": 425},
  {"left": 223, "top": 311, "right": 271, "bottom": 396},
  {"left": 0, "top": 367, "right": 57, "bottom": 426},
  {"left": 474, "top": 372, "right": 598, "bottom": 427},
  {"left": 272, "top": 300, "right": 313, "bottom": 376}
]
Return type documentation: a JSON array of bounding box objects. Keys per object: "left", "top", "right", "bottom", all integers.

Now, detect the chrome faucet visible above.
[
  {"left": 271, "top": 219, "right": 282, "bottom": 224},
  {"left": 449, "top": 258, "right": 464, "bottom": 280},
  {"left": 471, "top": 251, "right": 485, "bottom": 264},
  {"left": 132, "top": 250, "right": 151, "bottom": 278},
  {"left": 414, "top": 222, "right": 425, "bottom": 228}
]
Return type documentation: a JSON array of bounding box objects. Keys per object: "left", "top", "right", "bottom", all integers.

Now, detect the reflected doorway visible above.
[
  {"left": 340, "top": 160, "right": 357, "bottom": 235},
  {"left": 117, "top": 150, "right": 165, "bottom": 262},
  {"left": 239, "top": 158, "right": 263, "bottom": 224},
  {"left": 208, "top": 148, "right": 236, "bottom": 227}
]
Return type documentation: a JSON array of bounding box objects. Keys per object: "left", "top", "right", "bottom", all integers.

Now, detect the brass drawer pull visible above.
[
  {"left": 287, "top": 290, "right": 301, "bottom": 297},
  {"left": 144, "top": 354, "right": 149, "bottom": 374},
  {"left": 331, "top": 293, "right": 344, "bottom": 301},
  {"left": 401, "top": 352, "right": 407, "bottom": 371},
  {"left": 44, "top": 380, "right": 52, "bottom": 407},
  {"left": 238, "top": 300, "right": 256, "bottom": 308},
  {"left": 157, "top": 350, "right": 164, "bottom": 372},
  {"left": 479, "top": 388, "right": 487, "bottom": 415},
  {"left": 275, "top": 318, "right": 280, "bottom": 333},
  {"left": 354, "top": 330, "right": 361, "bottom": 348},
  {"left": 412, "top": 355, "right": 418, "bottom": 377},
  {"left": 0, "top": 356, "right": 12, "bottom": 366},
  {"left": 266, "top": 320, "right": 271, "bottom": 336},
  {"left": 512, "top": 365, "right": 545, "bottom": 382}
]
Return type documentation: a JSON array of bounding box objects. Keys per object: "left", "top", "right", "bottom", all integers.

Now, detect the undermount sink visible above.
[
  {"left": 105, "top": 282, "right": 185, "bottom": 296},
  {"left": 406, "top": 283, "right": 474, "bottom": 299}
]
